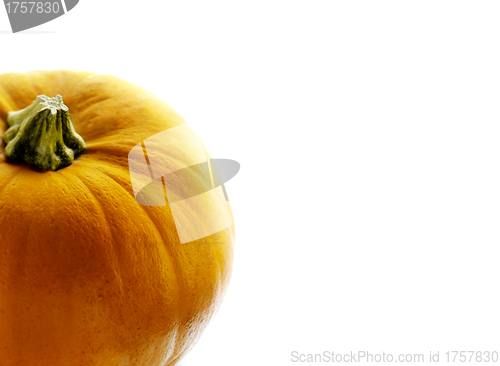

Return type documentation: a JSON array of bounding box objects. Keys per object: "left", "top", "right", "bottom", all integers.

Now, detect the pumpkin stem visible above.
[{"left": 3, "top": 95, "right": 85, "bottom": 170}]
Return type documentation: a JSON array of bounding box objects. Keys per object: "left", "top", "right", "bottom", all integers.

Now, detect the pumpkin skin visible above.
[{"left": 0, "top": 71, "right": 235, "bottom": 366}]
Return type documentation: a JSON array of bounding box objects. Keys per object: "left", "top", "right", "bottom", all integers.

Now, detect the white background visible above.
[{"left": 1, "top": 1, "right": 500, "bottom": 365}]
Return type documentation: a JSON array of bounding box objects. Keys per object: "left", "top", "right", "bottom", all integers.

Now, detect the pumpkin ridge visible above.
[
  {"left": 137, "top": 208, "right": 185, "bottom": 360},
  {"left": 89, "top": 164, "right": 188, "bottom": 360},
  {"left": 27, "top": 72, "right": 42, "bottom": 101},
  {"left": 71, "top": 173, "right": 126, "bottom": 298},
  {"left": 23, "top": 71, "right": 92, "bottom": 102},
  {"left": 73, "top": 94, "right": 114, "bottom": 117},
  {"left": 77, "top": 157, "right": 137, "bottom": 200},
  {"left": 73, "top": 168, "right": 184, "bottom": 363},
  {"left": 55, "top": 71, "right": 96, "bottom": 100},
  {"left": 0, "top": 166, "right": 23, "bottom": 200},
  {"left": 78, "top": 160, "right": 185, "bottom": 277},
  {"left": 94, "top": 163, "right": 188, "bottom": 356}
]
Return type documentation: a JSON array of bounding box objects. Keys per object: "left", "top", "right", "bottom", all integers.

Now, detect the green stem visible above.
[{"left": 3, "top": 95, "right": 85, "bottom": 170}]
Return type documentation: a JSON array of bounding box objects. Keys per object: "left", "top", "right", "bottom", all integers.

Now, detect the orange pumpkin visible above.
[{"left": 0, "top": 70, "right": 235, "bottom": 366}]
